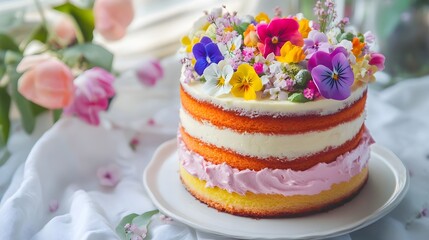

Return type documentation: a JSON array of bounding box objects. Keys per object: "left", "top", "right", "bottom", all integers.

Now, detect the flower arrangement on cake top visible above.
[{"left": 180, "top": 0, "right": 385, "bottom": 102}]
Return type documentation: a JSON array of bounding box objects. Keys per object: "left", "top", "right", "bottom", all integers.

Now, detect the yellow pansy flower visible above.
[
  {"left": 276, "top": 41, "right": 306, "bottom": 63},
  {"left": 181, "top": 36, "right": 200, "bottom": 53},
  {"left": 255, "top": 12, "right": 270, "bottom": 23},
  {"left": 298, "top": 18, "right": 311, "bottom": 38},
  {"left": 230, "top": 64, "right": 263, "bottom": 100}
]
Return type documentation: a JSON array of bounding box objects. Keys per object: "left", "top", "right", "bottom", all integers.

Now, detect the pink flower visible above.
[
  {"left": 136, "top": 58, "right": 164, "bottom": 87},
  {"left": 256, "top": 18, "right": 303, "bottom": 57},
  {"left": 54, "top": 16, "right": 77, "bottom": 46},
  {"left": 17, "top": 55, "right": 74, "bottom": 109},
  {"left": 369, "top": 53, "right": 385, "bottom": 71},
  {"left": 253, "top": 62, "right": 264, "bottom": 75},
  {"left": 307, "top": 80, "right": 320, "bottom": 98},
  {"left": 64, "top": 67, "right": 115, "bottom": 125},
  {"left": 303, "top": 88, "right": 314, "bottom": 100},
  {"left": 94, "top": 0, "right": 134, "bottom": 40},
  {"left": 96, "top": 163, "right": 122, "bottom": 187}
]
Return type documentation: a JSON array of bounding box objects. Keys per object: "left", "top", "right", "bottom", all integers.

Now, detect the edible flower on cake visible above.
[{"left": 180, "top": 1, "right": 385, "bottom": 102}]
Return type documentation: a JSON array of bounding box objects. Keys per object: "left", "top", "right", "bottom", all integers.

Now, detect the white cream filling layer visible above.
[
  {"left": 180, "top": 109, "right": 366, "bottom": 160},
  {"left": 180, "top": 75, "right": 367, "bottom": 117}
]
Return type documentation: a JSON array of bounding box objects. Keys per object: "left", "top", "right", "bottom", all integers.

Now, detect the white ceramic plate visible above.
[{"left": 143, "top": 139, "right": 409, "bottom": 240}]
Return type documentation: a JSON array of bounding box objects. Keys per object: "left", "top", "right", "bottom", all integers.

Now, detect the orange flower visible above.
[
  {"left": 276, "top": 41, "right": 306, "bottom": 63},
  {"left": 298, "top": 18, "right": 311, "bottom": 38},
  {"left": 352, "top": 37, "right": 365, "bottom": 59},
  {"left": 243, "top": 24, "right": 259, "bottom": 47}
]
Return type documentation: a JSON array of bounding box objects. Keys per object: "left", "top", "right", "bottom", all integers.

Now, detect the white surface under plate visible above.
[{"left": 143, "top": 139, "right": 409, "bottom": 240}]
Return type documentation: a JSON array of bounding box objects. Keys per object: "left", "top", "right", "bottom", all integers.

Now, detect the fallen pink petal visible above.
[
  {"left": 48, "top": 199, "right": 59, "bottom": 213},
  {"left": 147, "top": 118, "right": 156, "bottom": 126},
  {"left": 97, "top": 164, "right": 122, "bottom": 187}
]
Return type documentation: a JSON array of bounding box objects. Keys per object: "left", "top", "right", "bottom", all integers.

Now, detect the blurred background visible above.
[{"left": 1, "top": 0, "right": 428, "bottom": 85}]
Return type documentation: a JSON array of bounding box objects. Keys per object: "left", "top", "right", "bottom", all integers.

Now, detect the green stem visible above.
[{"left": 34, "top": 0, "right": 48, "bottom": 29}]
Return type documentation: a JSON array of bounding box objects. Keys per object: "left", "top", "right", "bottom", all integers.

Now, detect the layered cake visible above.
[{"left": 178, "top": 2, "right": 385, "bottom": 217}]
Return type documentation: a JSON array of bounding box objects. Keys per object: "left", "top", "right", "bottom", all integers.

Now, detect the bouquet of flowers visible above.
[
  {"left": 179, "top": 0, "right": 385, "bottom": 102},
  {"left": 0, "top": 0, "right": 135, "bottom": 148}
]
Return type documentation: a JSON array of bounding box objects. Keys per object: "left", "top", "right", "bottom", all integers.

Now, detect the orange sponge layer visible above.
[
  {"left": 180, "top": 85, "right": 367, "bottom": 134},
  {"left": 180, "top": 125, "right": 365, "bottom": 171}
]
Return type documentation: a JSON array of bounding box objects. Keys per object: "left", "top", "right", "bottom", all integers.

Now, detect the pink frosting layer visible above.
[{"left": 179, "top": 131, "right": 374, "bottom": 196}]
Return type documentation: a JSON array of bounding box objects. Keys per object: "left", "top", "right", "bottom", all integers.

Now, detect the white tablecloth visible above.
[{"left": 0, "top": 55, "right": 428, "bottom": 240}]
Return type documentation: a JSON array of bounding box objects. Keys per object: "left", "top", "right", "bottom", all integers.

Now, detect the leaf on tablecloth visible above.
[
  {"left": 116, "top": 213, "right": 139, "bottom": 239},
  {"left": 116, "top": 210, "right": 160, "bottom": 240}
]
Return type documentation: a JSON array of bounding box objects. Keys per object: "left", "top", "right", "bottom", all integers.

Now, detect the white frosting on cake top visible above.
[{"left": 180, "top": 74, "right": 367, "bottom": 117}]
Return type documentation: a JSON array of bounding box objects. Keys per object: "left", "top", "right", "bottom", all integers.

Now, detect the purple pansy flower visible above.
[
  {"left": 192, "top": 36, "right": 224, "bottom": 75},
  {"left": 308, "top": 47, "right": 354, "bottom": 100},
  {"left": 303, "top": 30, "right": 331, "bottom": 58}
]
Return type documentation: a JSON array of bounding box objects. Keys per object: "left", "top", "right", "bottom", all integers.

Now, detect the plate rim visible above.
[{"left": 143, "top": 139, "right": 410, "bottom": 240}]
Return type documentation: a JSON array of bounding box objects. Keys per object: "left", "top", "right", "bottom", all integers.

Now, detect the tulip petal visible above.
[{"left": 18, "top": 70, "right": 37, "bottom": 101}]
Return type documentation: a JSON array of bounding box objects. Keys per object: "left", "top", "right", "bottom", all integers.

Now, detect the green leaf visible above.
[
  {"left": 31, "top": 102, "right": 48, "bottom": 117},
  {"left": 8, "top": 67, "right": 36, "bottom": 134},
  {"left": 234, "top": 22, "right": 250, "bottom": 36},
  {"left": 357, "top": 33, "right": 365, "bottom": 43},
  {"left": 53, "top": 2, "right": 94, "bottom": 42},
  {"left": 132, "top": 210, "right": 159, "bottom": 227},
  {"left": 338, "top": 32, "right": 354, "bottom": 42},
  {"left": 4, "top": 51, "right": 22, "bottom": 66},
  {"left": 116, "top": 213, "right": 139, "bottom": 240},
  {"left": 0, "top": 64, "right": 5, "bottom": 81},
  {"left": 0, "top": 148, "right": 11, "bottom": 166},
  {"left": 28, "top": 24, "right": 49, "bottom": 44},
  {"left": 0, "top": 87, "right": 11, "bottom": 147},
  {"left": 62, "top": 43, "right": 113, "bottom": 71},
  {"left": 288, "top": 93, "right": 310, "bottom": 103},
  {"left": 53, "top": 109, "right": 62, "bottom": 123},
  {"left": 115, "top": 210, "right": 159, "bottom": 240},
  {"left": 295, "top": 69, "right": 311, "bottom": 87},
  {"left": 0, "top": 34, "right": 20, "bottom": 52}
]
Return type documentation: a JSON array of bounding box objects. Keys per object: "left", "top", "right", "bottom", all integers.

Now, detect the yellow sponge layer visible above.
[{"left": 180, "top": 166, "right": 368, "bottom": 217}]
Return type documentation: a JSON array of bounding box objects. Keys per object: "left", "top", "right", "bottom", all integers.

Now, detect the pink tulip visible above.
[
  {"left": 94, "top": 0, "right": 134, "bottom": 41},
  {"left": 54, "top": 16, "right": 77, "bottom": 46},
  {"left": 136, "top": 58, "right": 164, "bottom": 87},
  {"left": 64, "top": 67, "right": 115, "bottom": 125},
  {"left": 17, "top": 55, "right": 74, "bottom": 109},
  {"left": 369, "top": 53, "right": 385, "bottom": 71}
]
